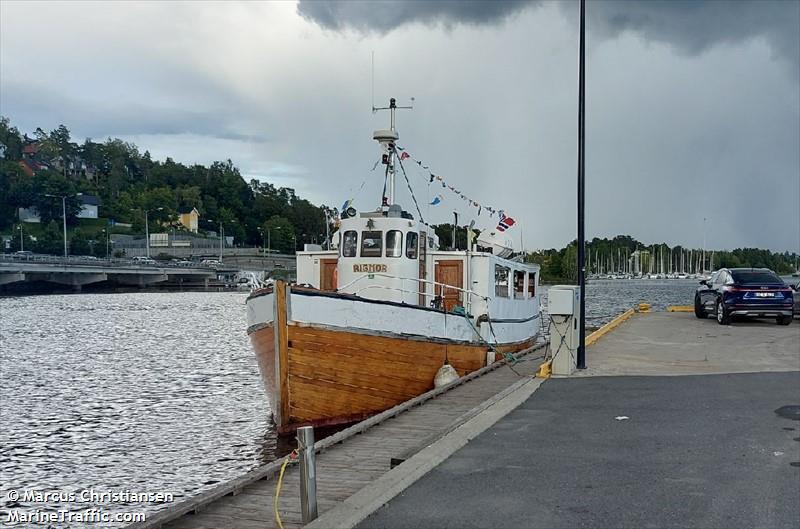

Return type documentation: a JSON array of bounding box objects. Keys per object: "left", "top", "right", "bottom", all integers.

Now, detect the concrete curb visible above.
[
  {"left": 585, "top": 307, "right": 635, "bottom": 347},
  {"left": 304, "top": 377, "right": 545, "bottom": 529}
]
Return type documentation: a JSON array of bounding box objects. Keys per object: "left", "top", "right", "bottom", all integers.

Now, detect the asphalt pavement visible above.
[{"left": 358, "top": 372, "right": 800, "bottom": 529}]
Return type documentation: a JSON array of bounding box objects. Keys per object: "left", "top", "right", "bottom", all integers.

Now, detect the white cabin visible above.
[{"left": 296, "top": 207, "right": 540, "bottom": 333}]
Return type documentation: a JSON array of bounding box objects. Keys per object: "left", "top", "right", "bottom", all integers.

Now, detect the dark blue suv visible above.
[{"left": 694, "top": 268, "right": 794, "bottom": 325}]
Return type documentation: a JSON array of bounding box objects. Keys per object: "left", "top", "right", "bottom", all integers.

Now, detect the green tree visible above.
[
  {"left": 34, "top": 221, "right": 65, "bottom": 255},
  {"left": 0, "top": 116, "right": 24, "bottom": 160},
  {"left": 30, "top": 170, "right": 81, "bottom": 225},
  {"left": 70, "top": 229, "right": 91, "bottom": 255},
  {"left": 262, "top": 216, "right": 295, "bottom": 254}
]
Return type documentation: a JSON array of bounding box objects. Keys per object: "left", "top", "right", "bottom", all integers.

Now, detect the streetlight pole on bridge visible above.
[{"left": 44, "top": 194, "right": 70, "bottom": 257}]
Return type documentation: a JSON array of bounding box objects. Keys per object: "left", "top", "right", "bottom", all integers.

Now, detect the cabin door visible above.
[
  {"left": 320, "top": 259, "right": 338, "bottom": 291},
  {"left": 434, "top": 260, "right": 463, "bottom": 312}
]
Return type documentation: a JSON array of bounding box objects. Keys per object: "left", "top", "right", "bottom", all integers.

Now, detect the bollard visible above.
[{"left": 297, "top": 426, "right": 318, "bottom": 523}]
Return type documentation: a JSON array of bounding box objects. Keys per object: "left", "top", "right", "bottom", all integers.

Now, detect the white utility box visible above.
[{"left": 547, "top": 285, "right": 581, "bottom": 376}]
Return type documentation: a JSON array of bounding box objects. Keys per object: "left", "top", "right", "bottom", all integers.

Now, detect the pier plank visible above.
[{"left": 138, "top": 343, "right": 545, "bottom": 529}]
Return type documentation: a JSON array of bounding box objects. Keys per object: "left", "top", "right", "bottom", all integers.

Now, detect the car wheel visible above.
[
  {"left": 716, "top": 299, "right": 730, "bottom": 325},
  {"left": 777, "top": 316, "right": 793, "bottom": 326},
  {"left": 694, "top": 295, "right": 707, "bottom": 319}
]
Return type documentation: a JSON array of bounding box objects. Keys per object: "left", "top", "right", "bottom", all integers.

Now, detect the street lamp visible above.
[
  {"left": 17, "top": 224, "right": 23, "bottom": 252},
  {"left": 44, "top": 193, "right": 71, "bottom": 257},
  {"left": 257, "top": 227, "right": 266, "bottom": 257},
  {"left": 207, "top": 219, "right": 224, "bottom": 263},
  {"left": 131, "top": 207, "right": 163, "bottom": 258},
  {"left": 101, "top": 228, "right": 109, "bottom": 259},
  {"left": 271, "top": 226, "right": 282, "bottom": 254}
]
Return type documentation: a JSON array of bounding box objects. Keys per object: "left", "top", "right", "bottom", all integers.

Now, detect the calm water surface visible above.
[{"left": 0, "top": 279, "right": 776, "bottom": 526}]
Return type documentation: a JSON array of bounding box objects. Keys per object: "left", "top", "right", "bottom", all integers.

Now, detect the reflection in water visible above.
[{"left": 0, "top": 280, "right": 710, "bottom": 526}]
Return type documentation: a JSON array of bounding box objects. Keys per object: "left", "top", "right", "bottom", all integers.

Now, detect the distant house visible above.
[
  {"left": 18, "top": 207, "right": 41, "bottom": 223},
  {"left": 52, "top": 155, "right": 98, "bottom": 182},
  {"left": 178, "top": 206, "right": 199, "bottom": 233},
  {"left": 77, "top": 193, "right": 100, "bottom": 219},
  {"left": 18, "top": 159, "right": 47, "bottom": 177},
  {"left": 22, "top": 143, "right": 39, "bottom": 158}
]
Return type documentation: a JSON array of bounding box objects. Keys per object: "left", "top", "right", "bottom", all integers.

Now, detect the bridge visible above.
[{"left": 0, "top": 255, "right": 218, "bottom": 291}]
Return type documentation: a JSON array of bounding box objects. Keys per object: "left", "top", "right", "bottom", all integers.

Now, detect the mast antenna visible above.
[{"left": 373, "top": 97, "right": 413, "bottom": 206}]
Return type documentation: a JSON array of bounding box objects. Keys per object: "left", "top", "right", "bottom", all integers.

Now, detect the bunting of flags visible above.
[
  {"left": 430, "top": 194, "right": 443, "bottom": 206},
  {"left": 396, "top": 145, "right": 512, "bottom": 226}
]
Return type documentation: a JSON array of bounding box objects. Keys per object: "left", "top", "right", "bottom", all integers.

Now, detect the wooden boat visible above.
[{"left": 246, "top": 99, "right": 541, "bottom": 434}]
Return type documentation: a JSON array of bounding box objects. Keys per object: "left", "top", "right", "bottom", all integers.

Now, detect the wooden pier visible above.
[{"left": 129, "top": 343, "right": 546, "bottom": 529}]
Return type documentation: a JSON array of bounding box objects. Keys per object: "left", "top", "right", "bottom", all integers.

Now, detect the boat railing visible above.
[{"left": 340, "top": 272, "right": 489, "bottom": 304}]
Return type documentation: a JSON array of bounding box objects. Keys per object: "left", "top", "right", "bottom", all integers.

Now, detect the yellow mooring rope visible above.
[{"left": 274, "top": 449, "right": 298, "bottom": 529}]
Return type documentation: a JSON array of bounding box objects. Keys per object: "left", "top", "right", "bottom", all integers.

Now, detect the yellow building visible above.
[{"left": 178, "top": 207, "right": 199, "bottom": 233}]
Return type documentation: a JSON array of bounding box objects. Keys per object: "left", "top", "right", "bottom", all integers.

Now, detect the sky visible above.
[{"left": 1, "top": 0, "right": 798, "bottom": 252}]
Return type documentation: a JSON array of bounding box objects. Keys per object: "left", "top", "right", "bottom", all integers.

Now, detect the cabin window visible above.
[
  {"left": 514, "top": 270, "right": 525, "bottom": 299},
  {"left": 386, "top": 230, "right": 403, "bottom": 257},
  {"left": 406, "top": 232, "right": 418, "bottom": 259},
  {"left": 527, "top": 272, "right": 536, "bottom": 298},
  {"left": 361, "top": 231, "right": 383, "bottom": 257},
  {"left": 494, "top": 265, "right": 510, "bottom": 298},
  {"left": 342, "top": 230, "right": 357, "bottom": 257}
]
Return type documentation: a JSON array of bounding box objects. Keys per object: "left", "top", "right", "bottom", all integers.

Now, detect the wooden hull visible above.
[{"left": 247, "top": 282, "right": 538, "bottom": 434}]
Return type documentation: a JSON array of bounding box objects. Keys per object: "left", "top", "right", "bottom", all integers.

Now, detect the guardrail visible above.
[{"left": 0, "top": 253, "right": 215, "bottom": 270}]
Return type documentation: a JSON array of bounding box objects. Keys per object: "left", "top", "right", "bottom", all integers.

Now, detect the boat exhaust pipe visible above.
[{"left": 297, "top": 426, "right": 318, "bottom": 523}]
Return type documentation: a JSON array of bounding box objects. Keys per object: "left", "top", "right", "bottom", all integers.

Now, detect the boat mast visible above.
[{"left": 373, "top": 97, "right": 412, "bottom": 207}]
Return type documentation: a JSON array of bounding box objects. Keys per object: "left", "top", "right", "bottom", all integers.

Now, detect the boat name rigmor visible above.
[{"left": 353, "top": 264, "right": 388, "bottom": 273}]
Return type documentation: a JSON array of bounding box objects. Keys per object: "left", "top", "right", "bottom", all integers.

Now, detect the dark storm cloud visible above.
[
  {"left": 296, "top": 0, "right": 534, "bottom": 32},
  {"left": 586, "top": 0, "right": 799, "bottom": 68},
  {"left": 298, "top": 0, "right": 799, "bottom": 67}
]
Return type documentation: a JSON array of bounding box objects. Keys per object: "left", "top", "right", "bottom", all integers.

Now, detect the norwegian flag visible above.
[
  {"left": 496, "top": 211, "right": 516, "bottom": 232},
  {"left": 399, "top": 151, "right": 410, "bottom": 160}
]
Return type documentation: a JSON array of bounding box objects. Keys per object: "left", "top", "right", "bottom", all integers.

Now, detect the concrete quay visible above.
[{"left": 356, "top": 312, "right": 800, "bottom": 529}]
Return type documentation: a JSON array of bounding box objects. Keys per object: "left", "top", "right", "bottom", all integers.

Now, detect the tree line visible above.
[
  {"left": 0, "top": 117, "right": 330, "bottom": 254},
  {"left": 526, "top": 235, "right": 798, "bottom": 282}
]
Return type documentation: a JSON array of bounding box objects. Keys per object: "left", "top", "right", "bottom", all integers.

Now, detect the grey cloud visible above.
[
  {"left": 299, "top": 0, "right": 799, "bottom": 68},
  {"left": 2, "top": 82, "right": 268, "bottom": 144},
  {"left": 296, "top": 0, "right": 534, "bottom": 32},
  {"left": 584, "top": 0, "right": 799, "bottom": 68}
]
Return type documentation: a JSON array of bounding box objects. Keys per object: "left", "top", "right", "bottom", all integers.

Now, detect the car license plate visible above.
[{"left": 755, "top": 292, "right": 774, "bottom": 297}]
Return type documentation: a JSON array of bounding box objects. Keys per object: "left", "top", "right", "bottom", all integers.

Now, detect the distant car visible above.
[
  {"left": 14, "top": 250, "right": 34, "bottom": 256},
  {"left": 176, "top": 260, "right": 193, "bottom": 267},
  {"left": 201, "top": 259, "right": 220, "bottom": 266},
  {"left": 694, "top": 268, "right": 793, "bottom": 325},
  {"left": 132, "top": 256, "right": 157, "bottom": 265}
]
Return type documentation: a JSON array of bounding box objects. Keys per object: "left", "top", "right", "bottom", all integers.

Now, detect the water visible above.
[
  {"left": 0, "top": 292, "right": 285, "bottom": 527},
  {"left": 0, "top": 278, "right": 787, "bottom": 526}
]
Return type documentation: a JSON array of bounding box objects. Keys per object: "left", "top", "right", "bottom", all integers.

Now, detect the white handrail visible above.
[{"left": 338, "top": 272, "right": 489, "bottom": 301}]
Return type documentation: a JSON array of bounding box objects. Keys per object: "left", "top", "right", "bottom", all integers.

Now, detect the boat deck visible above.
[{"left": 131, "top": 344, "right": 546, "bottom": 529}]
